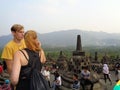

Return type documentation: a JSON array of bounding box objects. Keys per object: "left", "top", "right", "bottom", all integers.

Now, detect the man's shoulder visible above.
[{"left": 5, "top": 40, "right": 14, "bottom": 47}]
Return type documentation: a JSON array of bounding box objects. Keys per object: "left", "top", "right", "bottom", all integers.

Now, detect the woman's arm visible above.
[
  {"left": 10, "top": 51, "right": 21, "bottom": 86},
  {"left": 40, "top": 49, "right": 46, "bottom": 63}
]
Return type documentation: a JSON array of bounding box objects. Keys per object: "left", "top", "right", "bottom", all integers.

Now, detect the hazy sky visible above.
[{"left": 0, "top": 0, "right": 120, "bottom": 36}]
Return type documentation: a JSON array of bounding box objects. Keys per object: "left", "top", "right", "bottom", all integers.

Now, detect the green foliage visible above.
[
  {"left": 44, "top": 46, "right": 73, "bottom": 60},
  {"left": 44, "top": 46, "right": 120, "bottom": 60},
  {"left": 0, "top": 46, "right": 120, "bottom": 61},
  {"left": 83, "top": 46, "right": 120, "bottom": 59}
]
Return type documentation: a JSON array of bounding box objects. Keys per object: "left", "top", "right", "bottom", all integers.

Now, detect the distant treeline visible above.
[
  {"left": 43, "top": 46, "right": 120, "bottom": 60},
  {"left": 1, "top": 46, "right": 120, "bottom": 60}
]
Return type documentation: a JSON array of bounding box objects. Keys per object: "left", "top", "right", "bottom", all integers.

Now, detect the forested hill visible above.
[{"left": 0, "top": 29, "right": 120, "bottom": 48}]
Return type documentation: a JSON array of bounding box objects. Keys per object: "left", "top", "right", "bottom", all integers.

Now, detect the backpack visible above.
[
  {"left": 30, "top": 70, "right": 50, "bottom": 90},
  {"left": 20, "top": 49, "right": 50, "bottom": 90}
]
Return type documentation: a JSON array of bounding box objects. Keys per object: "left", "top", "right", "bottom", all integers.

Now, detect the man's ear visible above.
[{"left": 11, "top": 31, "right": 16, "bottom": 36}]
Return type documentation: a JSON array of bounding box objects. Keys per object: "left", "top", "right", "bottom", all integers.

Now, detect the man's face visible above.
[
  {"left": 13, "top": 29, "right": 25, "bottom": 40},
  {"left": 84, "top": 69, "right": 87, "bottom": 72}
]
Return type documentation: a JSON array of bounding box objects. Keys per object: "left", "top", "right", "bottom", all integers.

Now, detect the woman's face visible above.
[{"left": 34, "top": 38, "right": 41, "bottom": 48}]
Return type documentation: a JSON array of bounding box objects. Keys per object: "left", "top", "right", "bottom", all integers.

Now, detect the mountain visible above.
[
  {"left": 0, "top": 29, "right": 120, "bottom": 48},
  {"left": 38, "top": 29, "right": 120, "bottom": 47},
  {"left": 0, "top": 35, "right": 12, "bottom": 48}
]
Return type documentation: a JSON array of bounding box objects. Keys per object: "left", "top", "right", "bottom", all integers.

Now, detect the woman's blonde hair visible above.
[{"left": 24, "top": 30, "right": 41, "bottom": 52}]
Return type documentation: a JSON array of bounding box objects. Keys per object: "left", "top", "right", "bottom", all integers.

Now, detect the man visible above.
[
  {"left": 80, "top": 66, "right": 94, "bottom": 90},
  {"left": 1, "top": 24, "right": 26, "bottom": 75}
]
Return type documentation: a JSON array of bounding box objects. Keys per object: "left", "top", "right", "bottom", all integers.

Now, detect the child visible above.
[{"left": 72, "top": 74, "right": 80, "bottom": 90}]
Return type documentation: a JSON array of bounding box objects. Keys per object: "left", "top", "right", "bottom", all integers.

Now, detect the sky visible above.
[{"left": 0, "top": 0, "right": 120, "bottom": 36}]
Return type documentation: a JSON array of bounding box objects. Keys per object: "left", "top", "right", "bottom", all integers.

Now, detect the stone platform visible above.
[
  {"left": 61, "top": 71, "right": 101, "bottom": 90},
  {"left": 50, "top": 71, "right": 116, "bottom": 90}
]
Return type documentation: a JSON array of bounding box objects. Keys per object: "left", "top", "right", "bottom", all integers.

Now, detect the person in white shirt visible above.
[
  {"left": 42, "top": 66, "right": 51, "bottom": 87},
  {"left": 103, "top": 64, "right": 112, "bottom": 84},
  {"left": 52, "top": 71, "right": 62, "bottom": 90}
]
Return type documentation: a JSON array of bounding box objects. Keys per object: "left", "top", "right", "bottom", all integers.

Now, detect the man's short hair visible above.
[
  {"left": 74, "top": 73, "right": 78, "bottom": 79},
  {"left": 11, "top": 24, "right": 24, "bottom": 32}
]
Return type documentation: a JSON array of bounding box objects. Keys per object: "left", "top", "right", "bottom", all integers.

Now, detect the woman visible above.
[
  {"left": 103, "top": 64, "right": 112, "bottom": 84},
  {"left": 10, "top": 30, "right": 49, "bottom": 90}
]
